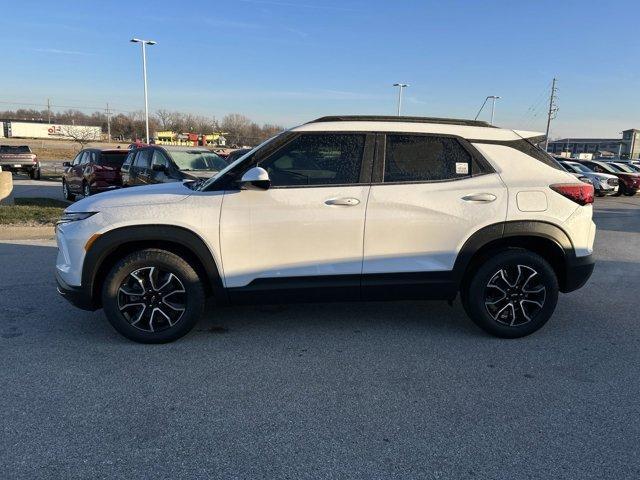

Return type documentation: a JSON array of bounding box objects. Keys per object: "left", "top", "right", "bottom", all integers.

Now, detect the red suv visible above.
[{"left": 62, "top": 148, "right": 129, "bottom": 201}]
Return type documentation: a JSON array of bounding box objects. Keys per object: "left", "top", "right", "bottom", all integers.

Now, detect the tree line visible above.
[{"left": 0, "top": 108, "right": 284, "bottom": 146}]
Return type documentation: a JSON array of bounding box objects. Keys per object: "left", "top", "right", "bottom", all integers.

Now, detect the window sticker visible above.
[{"left": 456, "top": 162, "right": 469, "bottom": 175}]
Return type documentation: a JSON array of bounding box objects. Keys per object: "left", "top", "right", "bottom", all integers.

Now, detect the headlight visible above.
[{"left": 56, "top": 212, "right": 98, "bottom": 226}]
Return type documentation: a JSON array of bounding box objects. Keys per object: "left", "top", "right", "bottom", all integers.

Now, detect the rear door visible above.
[
  {"left": 362, "top": 133, "right": 507, "bottom": 297},
  {"left": 120, "top": 151, "right": 135, "bottom": 186},
  {"left": 131, "top": 148, "right": 153, "bottom": 185}
]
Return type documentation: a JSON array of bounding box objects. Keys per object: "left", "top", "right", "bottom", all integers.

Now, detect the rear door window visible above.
[{"left": 383, "top": 135, "right": 473, "bottom": 182}]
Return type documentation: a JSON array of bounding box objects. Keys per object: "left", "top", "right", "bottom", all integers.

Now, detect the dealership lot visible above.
[{"left": 1, "top": 197, "right": 639, "bottom": 479}]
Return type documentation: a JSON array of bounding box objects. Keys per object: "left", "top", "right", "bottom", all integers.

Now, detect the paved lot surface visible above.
[
  {"left": 11, "top": 177, "right": 66, "bottom": 202},
  {"left": 1, "top": 197, "right": 639, "bottom": 479}
]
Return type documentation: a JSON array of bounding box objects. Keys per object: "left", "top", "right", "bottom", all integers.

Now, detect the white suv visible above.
[{"left": 56, "top": 116, "right": 596, "bottom": 343}]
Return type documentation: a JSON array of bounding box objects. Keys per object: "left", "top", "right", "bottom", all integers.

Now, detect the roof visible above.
[
  {"left": 309, "top": 115, "right": 494, "bottom": 128},
  {"left": 293, "top": 116, "right": 542, "bottom": 142}
]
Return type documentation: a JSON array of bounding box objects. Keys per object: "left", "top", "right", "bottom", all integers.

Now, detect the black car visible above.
[
  {"left": 224, "top": 148, "right": 252, "bottom": 164},
  {"left": 121, "top": 146, "right": 227, "bottom": 187}
]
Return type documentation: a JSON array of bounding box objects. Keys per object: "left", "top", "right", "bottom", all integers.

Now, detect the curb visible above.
[{"left": 0, "top": 226, "right": 56, "bottom": 240}]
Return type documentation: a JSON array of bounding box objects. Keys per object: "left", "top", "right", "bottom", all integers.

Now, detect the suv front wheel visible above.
[
  {"left": 102, "top": 249, "right": 205, "bottom": 343},
  {"left": 462, "top": 250, "right": 559, "bottom": 338}
]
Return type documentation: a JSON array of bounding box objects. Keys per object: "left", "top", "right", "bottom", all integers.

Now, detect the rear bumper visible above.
[
  {"left": 0, "top": 163, "right": 38, "bottom": 172},
  {"left": 56, "top": 271, "right": 97, "bottom": 311},
  {"left": 562, "top": 254, "right": 595, "bottom": 293}
]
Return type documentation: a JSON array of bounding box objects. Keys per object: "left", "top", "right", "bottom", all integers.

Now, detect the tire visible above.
[
  {"left": 62, "top": 180, "right": 76, "bottom": 201},
  {"left": 623, "top": 189, "right": 637, "bottom": 196},
  {"left": 613, "top": 186, "right": 623, "bottom": 197},
  {"left": 595, "top": 190, "right": 605, "bottom": 197},
  {"left": 29, "top": 169, "right": 35, "bottom": 179},
  {"left": 101, "top": 249, "right": 205, "bottom": 343},
  {"left": 461, "top": 249, "right": 559, "bottom": 338},
  {"left": 83, "top": 181, "right": 91, "bottom": 197},
  {"left": 34, "top": 168, "right": 41, "bottom": 180}
]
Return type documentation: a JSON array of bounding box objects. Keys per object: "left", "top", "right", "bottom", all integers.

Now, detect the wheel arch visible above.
[
  {"left": 83, "top": 225, "right": 225, "bottom": 308},
  {"left": 454, "top": 221, "right": 574, "bottom": 293}
]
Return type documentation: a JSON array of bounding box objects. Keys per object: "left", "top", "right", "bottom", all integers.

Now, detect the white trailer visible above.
[{"left": 6, "top": 121, "right": 101, "bottom": 140}]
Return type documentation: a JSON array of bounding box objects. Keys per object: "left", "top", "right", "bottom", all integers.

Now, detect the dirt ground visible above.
[{"left": 0, "top": 137, "right": 129, "bottom": 161}]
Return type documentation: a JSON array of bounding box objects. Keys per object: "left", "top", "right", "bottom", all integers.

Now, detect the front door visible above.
[
  {"left": 362, "top": 133, "right": 508, "bottom": 298},
  {"left": 220, "top": 132, "right": 373, "bottom": 301}
]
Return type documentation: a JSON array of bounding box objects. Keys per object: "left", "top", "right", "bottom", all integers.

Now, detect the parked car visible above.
[
  {"left": 224, "top": 148, "right": 252, "bottom": 164},
  {"left": 558, "top": 160, "right": 619, "bottom": 197},
  {"left": 120, "top": 146, "right": 227, "bottom": 187},
  {"left": 56, "top": 115, "right": 595, "bottom": 343},
  {"left": 0, "top": 145, "right": 40, "bottom": 179},
  {"left": 62, "top": 148, "right": 129, "bottom": 200},
  {"left": 609, "top": 161, "right": 640, "bottom": 174},
  {"left": 577, "top": 160, "right": 640, "bottom": 196}
]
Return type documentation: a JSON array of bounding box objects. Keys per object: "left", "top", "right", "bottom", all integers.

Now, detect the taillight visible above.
[
  {"left": 31, "top": 154, "right": 37, "bottom": 163},
  {"left": 550, "top": 183, "right": 594, "bottom": 206}
]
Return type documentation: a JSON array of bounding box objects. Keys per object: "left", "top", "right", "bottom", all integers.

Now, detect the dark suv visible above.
[
  {"left": 121, "top": 146, "right": 227, "bottom": 187},
  {"left": 62, "top": 148, "right": 128, "bottom": 201}
]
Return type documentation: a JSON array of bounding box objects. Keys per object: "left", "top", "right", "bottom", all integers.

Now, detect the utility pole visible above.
[
  {"left": 106, "top": 103, "right": 112, "bottom": 143},
  {"left": 47, "top": 98, "right": 51, "bottom": 123},
  {"left": 544, "top": 78, "right": 558, "bottom": 152}
]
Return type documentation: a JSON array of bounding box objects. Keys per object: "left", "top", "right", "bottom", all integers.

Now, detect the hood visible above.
[
  {"left": 182, "top": 170, "right": 218, "bottom": 179},
  {"left": 67, "top": 181, "right": 193, "bottom": 212},
  {"left": 590, "top": 172, "right": 618, "bottom": 181}
]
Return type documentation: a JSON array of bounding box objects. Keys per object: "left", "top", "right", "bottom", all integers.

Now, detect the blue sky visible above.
[{"left": 1, "top": 0, "right": 638, "bottom": 137}]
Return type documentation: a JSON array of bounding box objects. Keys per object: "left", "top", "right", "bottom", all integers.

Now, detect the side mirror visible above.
[
  {"left": 63, "top": 162, "right": 71, "bottom": 167},
  {"left": 152, "top": 163, "right": 166, "bottom": 172},
  {"left": 239, "top": 167, "right": 270, "bottom": 190}
]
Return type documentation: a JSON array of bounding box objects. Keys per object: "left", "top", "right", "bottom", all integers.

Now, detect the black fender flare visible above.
[
  {"left": 452, "top": 220, "right": 574, "bottom": 286},
  {"left": 82, "top": 224, "right": 225, "bottom": 305}
]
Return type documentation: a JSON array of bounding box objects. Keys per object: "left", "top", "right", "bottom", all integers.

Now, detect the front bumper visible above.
[
  {"left": 56, "top": 270, "right": 97, "bottom": 311},
  {"left": 562, "top": 254, "right": 595, "bottom": 293}
]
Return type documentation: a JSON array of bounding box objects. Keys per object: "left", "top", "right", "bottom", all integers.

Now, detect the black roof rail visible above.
[{"left": 308, "top": 115, "right": 495, "bottom": 128}]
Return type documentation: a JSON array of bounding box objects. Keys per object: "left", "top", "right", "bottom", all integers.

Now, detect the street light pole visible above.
[
  {"left": 393, "top": 83, "right": 409, "bottom": 116},
  {"left": 475, "top": 95, "right": 500, "bottom": 124},
  {"left": 489, "top": 95, "right": 500, "bottom": 125},
  {"left": 130, "top": 38, "right": 157, "bottom": 144}
]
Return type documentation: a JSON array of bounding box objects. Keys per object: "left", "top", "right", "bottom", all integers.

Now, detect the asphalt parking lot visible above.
[{"left": 1, "top": 197, "right": 639, "bottom": 479}]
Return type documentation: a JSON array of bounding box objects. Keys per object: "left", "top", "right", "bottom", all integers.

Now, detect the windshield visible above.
[
  {"left": 0, "top": 145, "right": 31, "bottom": 154},
  {"left": 197, "top": 135, "right": 279, "bottom": 191},
  {"left": 568, "top": 163, "right": 591, "bottom": 173},
  {"left": 612, "top": 163, "right": 634, "bottom": 173},
  {"left": 167, "top": 150, "right": 227, "bottom": 171}
]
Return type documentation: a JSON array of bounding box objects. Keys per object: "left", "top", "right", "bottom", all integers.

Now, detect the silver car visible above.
[{"left": 559, "top": 160, "right": 619, "bottom": 197}]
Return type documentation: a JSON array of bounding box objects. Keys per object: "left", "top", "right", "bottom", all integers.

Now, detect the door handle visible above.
[
  {"left": 324, "top": 197, "right": 360, "bottom": 206},
  {"left": 462, "top": 193, "right": 497, "bottom": 203}
]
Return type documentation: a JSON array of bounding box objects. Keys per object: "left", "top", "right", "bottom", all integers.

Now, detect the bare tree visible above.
[
  {"left": 155, "top": 109, "right": 173, "bottom": 130},
  {"left": 221, "top": 113, "right": 252, "bottom": 145},
  {"left": 60, "top": 125, "right": 101, "bottom": 149}
]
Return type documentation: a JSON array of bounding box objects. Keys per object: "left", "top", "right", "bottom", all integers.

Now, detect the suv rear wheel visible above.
[
  {"left": 462, "top": 250, "right": 559, "bottom": 338},
  {"left": 102, "top": 249, "right": 205, "bottom": 343}
]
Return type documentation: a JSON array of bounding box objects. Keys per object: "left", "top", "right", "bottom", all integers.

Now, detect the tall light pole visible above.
[
  {"left": 393, "top": 83, "right": 409, "bottom": 116},
  {"left": 130, "top": 37, "right": 157, "bottom": 144},
  {"left": 489, "top": 95, "right": 500, "bottom": 125},
  {"left": 474, "top": 95, "right": 501, "bottom": 125}
]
